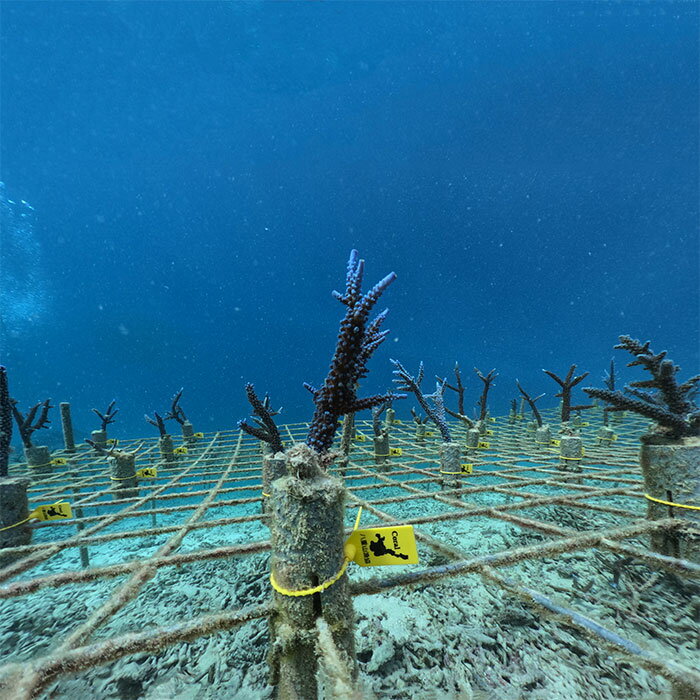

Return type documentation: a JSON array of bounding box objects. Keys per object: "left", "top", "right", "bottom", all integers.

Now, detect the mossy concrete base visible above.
[
  {"left": 24, "top": 445, "right": 52, "bottom": 475},
  {"left": 465, "top": 428, "right": 480, "bottom": 450},
  {"left": 60, "top": 402, "right": 76, "bottom": 453},
  {"left": 598, "top": 426, "right": 616, "bottom": 446},
  {"left": 181, "top": 421, "right": 197, "bottom": 445},
  {"left": 535, "top": 425, "right": 552, "bottom": 449},
  {"left": 640, "top": 437, "right": 700, "bottom": 564},
  {"left": 440, "top": 442, "right": 461, "bottom": 492},
  {"left": 268, "top": 444, "right": 355, "bottom": 700},
  {"left": 374, "top": 432, "right": 390, "bottom": 470},
  {"left": 415, "top": 424, "right": 426, "bottom": 444},
  {"left": 110, "top": 452, "right": 138, "bottom": 500},
  {"left": 0, "top": 477, "right": 31, "bottom": 566},
  {"left": 159, "top": 435, "right": 176, "bottom": 464},
  {"left": 90, "top": 429, "right": 107, "bottom": 449},
  {"left": 559, "top": 436, "right": 583, "bottom": 473},
  {"left": 262, "top": 454, "right": 287, "bottom": 515}
]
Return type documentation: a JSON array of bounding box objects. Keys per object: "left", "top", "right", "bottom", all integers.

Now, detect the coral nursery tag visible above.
[
  {"left": 392, "top": 419, "right": 402, "bottom": 424},
  {"left": 174, "top": 446, "right": 188, "bottom": 454},
  {"left": 51, "top": 458, "right": 67, "bottom": 466},
  {"left": 425, "top": 431, "right": 435, "bottom": 437},
  {"left": 461, "top": 463, "right": 473, "bottom": 474},
  {"left": 389, "top": 447, "right": 402, "bottom": 456},
  {"left": 477, "top": 441, "right": 490, "bottom": 449},
  {"left": 30, "top": 502, "right": 72, "bottom": 521},
  {"left": 137, "top": 467, "right": 157, "bottom": 478},
  {"left": 355, "top": 434, "right": 367, "bottom": 442},
  {"left": 344, "top": 526, "right": 418, "bottom": 567},
  {"left": 106, "top": 439, "right": 119, "bottom": 445},
  {"left": 550, "top": 439, "right": 561, "bottom": 447},
  {"left": 193, "top": 432, "right": 204, "bottom": 438}
]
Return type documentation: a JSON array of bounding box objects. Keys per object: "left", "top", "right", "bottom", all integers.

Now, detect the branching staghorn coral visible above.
[
  {"left": 438, "top": 362, "right": 465, "bottom": 415},
  {"left": 392, "top": 361, "right": 451, "bottom": 441},
  {"left": 165, "top": 389, "right": 188, "bottom": 425},
  {"left": 11, "top": 397, "right": 52, "bottom": 449},
  {"left": 543, "top": 364, "right": 592, "bottom": 423},
  {"left": 238, "top": 383, "right": 284, "bottom": 453},
  {"left": 583, "top": 335, "right": 700, "bottom": 439},
  {"left": 371, "top": 401, "right": 388, "bottom": 437},
  {"left": 603, "top": 358, "right": 616, "bottom": 391},
  {"left": 92, "top": 400, "right": 118, "bottom": 432},
  {"left": 516, "top": 380, "right": 545, "bottom": 428},
  {"left": 86, "top": 439, "right": 142, "bottom": 461},
  {"left": 475, "top": 368, "right": 497, "bottom": 421},
  {"left": 144, "top": 412, "right": 168, "bottom": 437},
  {"left": 305, "top": 250, "right": 404, "bottom": 454},
  {"left": 0, "top": 367, "right": 12, "bottom": 478},
  {"left": 410, "top": 407, "right": 429, "bottom": 425}
]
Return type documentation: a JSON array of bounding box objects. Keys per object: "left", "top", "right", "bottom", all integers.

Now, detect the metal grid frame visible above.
[{"left": 0, "top": 407, "right": 698, "bottom": 698}]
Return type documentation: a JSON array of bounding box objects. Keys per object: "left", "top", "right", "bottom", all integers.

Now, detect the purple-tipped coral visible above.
[
  {"left": 392, "top": 361, "right": 452, "bottom": 441},
  {"left": 305, "top": 250, "right": 404, "bottom": 454},
  {"left": 239, "top": 383, "right": 284, "bottom": 453},
  {"left": 584, "top": 335, "right": 700, "bottom": 440}
]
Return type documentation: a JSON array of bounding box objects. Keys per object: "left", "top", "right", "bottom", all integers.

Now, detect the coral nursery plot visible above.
[{"left": 0, "top": 409, "right": 697, "bottom": 700}]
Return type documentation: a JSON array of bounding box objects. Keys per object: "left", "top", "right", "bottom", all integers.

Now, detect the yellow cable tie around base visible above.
[
  {"left": 0, "top": 516, "right": 30, "bottom": 532},
  {"left": 644, "top": 494, "right": 700, "bottom": 511},
  {"left": 559, "top": 455, "right": 582, "bottom": 461},
  {"left": 109, "top": 474, "right": 137, "bottom": 481},
  {"left": 270, "top": 558, "right": 349, "bottom": 597},
  {"left": 262, "top": 492, "right": 271, "bottom": 498}
]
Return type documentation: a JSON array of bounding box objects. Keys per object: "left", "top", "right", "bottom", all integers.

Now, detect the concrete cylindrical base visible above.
[
  {"left": 535, "top": 425, "right": 552, "bottom": 449},
  {"left": 374, "top": 432, "right": 390, "bottom": 470},
  {"left": 110, "top": 453, "right": 138, "bottom": 500},
  {"left": 415, "top": 423, "right": 426, "bottom": 444},
  {"left": 559, "top": 436, "right": 583, "bottom": 472},
  {"left": 90, "top": 430, "right": 107, "bottom": 449},
  {"left": 640, "top": 438, "right": 700, "bottom": 564},
  {"left": 440, "top": 441, "right": 461, "bottom": 492},
  {"left": 159, "top": 435, "right": 176, "bottom": 464},
  {"left": 465, "top": 428, "right": 480, "bottom": 450},
  {"left": 598, "top": 427, "right": 616, "bottom": 446},
  {"left": 60, "top": 402, "right": 76, "bottom": 453},
  {"left": 268, "top": 444, "right": 355, "bottom": 699},
  {"left": 384, "top": 408, "right": 395, "bottom": 431},
  {"left": 24, "top": 445, "right": 52, "bottom": 475},
  {"left": 262, "top": 454, "right": 287, "bottom": 515},
  {"left": 181, "top": 421, "right": 197, "bottom": 445},
  {"left": 0, "top": 477, "right": 31, "bottom": 566},
  {"left": 508, "top": 410, "right": 517, "bottom": 425}
]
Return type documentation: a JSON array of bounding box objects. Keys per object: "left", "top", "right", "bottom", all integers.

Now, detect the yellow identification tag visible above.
[
  {"left": 137, "top": 467, "right": 157, "bottom": 478},
  {"left": 51, "top": 458, "right": 67, "bottom": 466},
  {"left": 581, "top": 447, "right": 586, "bottom": 456},
  {"left": 550, "top": 439, "right": 561, "bottom": 447},
  {"left": 461, "top": 463, "right": 473, "bottom": 474},
  {"left": 174, "top": 446, "right": 188, "bottom": 455},
  {"left": 193, "top": 432, "right": 204, "bottom": 438},
  {"left": 425, "top": 431, "right": 434, "bottom": 437},
  {"left": 581, "top": 422, "right": 590, "bottom": 427},
  {"left": 344, "top": 526, "right": 418, "bottom": 567},
  {"left": 489, "top": 417, "right": 496, "bottom": 423},
  {"left": 389, "top": 447, "right": 402, "bottom": 456},
  {"left": 392, "top": 419, "right": 402, "bottom": 425},
  {"left": 355, "top": 434, "right": 367, "bottom": 442},
  {"left": 30, "top": 502, "right": 72, "bottom": 521},
  {"left": 106, "top": 438, "right": 119, "bottom": 445},
  {"left": 485, "top": 430, "right": 494, "bottom": 436},
  {"left": 515, "top": 415, "right": 523, "bottom": 421},
  {"left": 477, "top": 441, "right": 490, "bottom": 449}
]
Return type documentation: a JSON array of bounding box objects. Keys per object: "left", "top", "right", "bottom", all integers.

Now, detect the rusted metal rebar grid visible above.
[{"left": 0, "top": 407, "right": 697, "bottom": 700}]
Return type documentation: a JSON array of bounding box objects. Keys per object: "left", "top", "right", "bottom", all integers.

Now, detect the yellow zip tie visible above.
[
  {"left": 270, "top": 558, "right": 349, "bottom": 597},
  {"left": 559, "top": 455, "right": 582, "bottom": 461},
  {"left": 109, "top": 474, "right": 138, "bottom": 481},
  {"left": 439, "top": 470, "right": 463, "bottom": 475},
  {"left": 262, "top": 492, "right": 271, "bottom": 498},
  {"left": 0, "top": 516, "right": 30, "bottom": 532},
  {"left": 644, "top": 494, "right": 700, "bottom": 511}
]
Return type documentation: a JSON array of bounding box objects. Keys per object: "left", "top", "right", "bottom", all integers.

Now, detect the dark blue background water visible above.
[{"left": 1, "top": 2, "right": 698, "bottom": 447}]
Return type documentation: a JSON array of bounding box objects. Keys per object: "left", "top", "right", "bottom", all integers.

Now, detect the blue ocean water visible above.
[{"left": 1, "top": 1, "right": 697, "bottom": 446}]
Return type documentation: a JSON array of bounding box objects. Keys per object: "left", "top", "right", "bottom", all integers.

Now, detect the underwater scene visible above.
[{"left": 0, "top": 2, "right": 698, "bottom": 699}]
